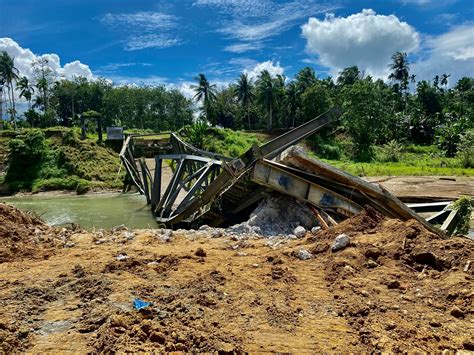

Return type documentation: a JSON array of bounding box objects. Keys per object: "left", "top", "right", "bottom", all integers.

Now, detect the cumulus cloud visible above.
[
  {"left": 412, "top": 25, "right": 474, "bottom": 84},
  {"left": 243, "top": 60, "right": 284, "bottom": 80},
  {"left": 301, "top": 9, "right": 420, "bottom": 78},
  {"left": 0, "top": 37, "right": 94, "bottom": 82},
  {"left": 101, "top": 11, "right": 182, "bottom": 51}
]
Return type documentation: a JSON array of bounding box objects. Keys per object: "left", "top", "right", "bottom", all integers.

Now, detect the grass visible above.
[
  {"left": 311, "top": 149, "right": 474, "bottom": 177},
  {"left": 193, "top": 128, "right": 474, "bottom": 176},
  {"left": 202, "top": 128, "right": 268, "bottom": 157}
]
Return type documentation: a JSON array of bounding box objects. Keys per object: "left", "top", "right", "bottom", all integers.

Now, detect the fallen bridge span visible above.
[{"left": 120, "top": 108, "right": 458, "bottom": 236}]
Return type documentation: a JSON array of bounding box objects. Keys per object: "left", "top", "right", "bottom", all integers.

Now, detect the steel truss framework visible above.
[{"left": 120, "top": 108, "right": 455, "bottom": 236}]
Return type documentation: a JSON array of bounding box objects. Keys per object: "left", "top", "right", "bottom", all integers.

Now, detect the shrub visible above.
[
  {"left": 456, "top": 129, "right": 474, "bottom": 168},
  {"left": 182, "top": 121, "right": 208, "bottom": 149},
  {"left": 380, "top": 140, "right": 403, "bottom": 162},
  {"left": 451, "top": 196, "right": 472, "bottom": 235},
  {"left": 6, "top": 130, "right": 47, "bottom": 187}
]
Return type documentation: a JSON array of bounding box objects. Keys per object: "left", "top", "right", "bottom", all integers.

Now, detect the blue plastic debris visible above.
[{"left": 133, "top": 298, "right": 152, "bottom": 310}]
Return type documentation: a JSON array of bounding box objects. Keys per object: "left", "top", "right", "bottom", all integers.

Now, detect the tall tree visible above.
[
  {"left": 256, "top": 70, "right": 276, "bottom": 131},
  {"left": 0, "top": 51, "right": 19, "bottom": 128},
  {"left": 192, "top": 73, "right": 217, "bottom": 125},
  {"left": 17, "top": 76, "right": 35, "bottom": 110},
  {"left": 0, "top": 77, "right": 5, "bottom": 122},
  {"left": 295, "top": 67, "right": 317, "bottom": 93},
  {"left": 284, "top": 82, "right": 300, "bottom": 127},
  {"left": 234, "top": 73, "right": 255, "bottom": 130},
  {"left": 388, "top": 52, "right": 410, "bottom": 91},
  {"left": 32, "top": 57, "right": 54, "bottom": 112},
  {"left": 337, "top": 66, "right": 361, "bottom": 86}
]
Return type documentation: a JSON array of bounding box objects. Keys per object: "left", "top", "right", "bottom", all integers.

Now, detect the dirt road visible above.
[
  {"left": 367, "top": 176, "right": 473, "bottom": 200},
  {"left": 1, "top": 204, "right": 473, "bottom": 353}
]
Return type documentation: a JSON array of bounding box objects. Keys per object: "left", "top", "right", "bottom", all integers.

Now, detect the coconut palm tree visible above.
[
  {"left": 17, "top": 76, "right": 35, "bottom": 110},
  {"left": 0, "top": 51, "right": 19, "bottom": 128},
  {"left": 440, "top": 73, "right": 450, "bottom": 88},
  {"left": 295, "top": 67, "right": 317, "bottom": 93},
  {"left": 192, "top": 73, "right": 216, "bottom": 124},
  {"left": 234, "top": 73, "right": 255, "bottom": 130},
  {"left": 388, "top": 52, "right": 410, "bottom": 91},
  {"left": 284, "top": 82, "right": 300, "bottom": 128},
  {"left": 256, "top": 70, "right": 276, "bottom": 131}
]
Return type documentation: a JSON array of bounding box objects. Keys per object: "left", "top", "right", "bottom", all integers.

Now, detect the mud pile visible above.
[
  {"left": 0, "top": 203, "right": 68, "bottom": 263},
  {"left": 0, "top": 204, "right": 472, "bottom": 352},
  {"left": 290, "top": 207, "right": 474, "bottom": 351}
]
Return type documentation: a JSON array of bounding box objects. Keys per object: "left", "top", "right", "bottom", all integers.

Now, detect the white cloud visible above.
[
  {"left": 243, "top": 60, "right": 284, "bottom": 80},
  {"left": 196, "top": 0, "right": 335, "bottom": 53},
  {"left": 101, "top": 11, "right": 182, "bottom": 51},
  {"left": 399, "top": 0, "right": 432, "bottom": 4},
  {"left": 412, "top": 25, "right": 474, "bottom": 84},
  {"left": 169, "top": 82, "right": 196, "bottom": 100},
  {"left": 301, "top": 9, "right": 420, "bottom": 78},
  {"left": 193, "top": 0, "right": 272, "bottom": 18},
  {"left": 63, "top": 61, "right": 94, "bottom": 80},
  {"left": 101, "top": 12, "right": 177, "bottom": 31},
  {"left": 427, "top": 25, "right": 474, "bottom": 61},
  {"left": 224, "top": 42, "right": 263, "bottom": 53},
  {"left": 0, "top": 37, "right": 95, "bottom": 83},
  {"left": 124, "top": 34, "right": 181, "bottom": 51},
  {"left": 107, "top": 75, "right": 168, "bottom": 87}
]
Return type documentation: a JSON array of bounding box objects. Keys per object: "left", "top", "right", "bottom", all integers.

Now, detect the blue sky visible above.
[{"left": 1, "top": 0, "right": 473, "bottom": 95}]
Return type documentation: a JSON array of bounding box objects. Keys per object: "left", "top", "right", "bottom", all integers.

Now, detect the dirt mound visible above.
[
  {"left": 297, "top": 207, "right": 474, "bottom": 352},
  {"left": 0, "top": 203, "right": 59, "bottom": 262},
  {"left": 0, "top": 204, "right": 473, "bottom": 352}
]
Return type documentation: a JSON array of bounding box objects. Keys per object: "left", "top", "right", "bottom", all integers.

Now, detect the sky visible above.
[{"left": 0, "top": 0, "right": 473, "bottom": 97}]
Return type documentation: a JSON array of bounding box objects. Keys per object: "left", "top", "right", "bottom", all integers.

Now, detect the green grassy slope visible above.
[{"left": 0, "top": 128, "right": 124, "bottom": 194}]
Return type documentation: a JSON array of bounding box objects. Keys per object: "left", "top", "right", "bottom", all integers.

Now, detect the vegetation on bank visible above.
[
  {"left": 182, "top": 125, "right": 474, "bottom": 176},
  {"left": 0, "top": 128, "right": 124, "bottom": 194},
  {"left": 1, "top": 49, "right": 473, "bottom": 184}
]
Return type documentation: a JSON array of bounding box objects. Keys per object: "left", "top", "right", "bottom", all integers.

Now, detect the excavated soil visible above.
[
  {"left": 0, "top": 203, "right": 473, "bottom": 353},
  {"left": 0, "top": 204, "right": 67, "bottom": 263}
]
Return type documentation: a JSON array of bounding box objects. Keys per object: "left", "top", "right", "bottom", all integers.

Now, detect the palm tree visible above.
[
  {"left": 17, "top": 76, "right": 35, "bottom": 110},
  {"left": 440, "top": 73, "right": 450, "bottom": 88},
  {"left": 388, "top": 52, "right": 410, "bottom": 91},
  {"left": 256, "top": 70, "right": 276, "bottom": 131},
  {"left": 234, "top": 73, "right": 255, "bottom": 130},
  {"left": 337, "top": 66, "right": 360, "bottom": 86},
  {"left": 295, "top": 67, "right": 316, "bottom": 93},
  {"left": 285, "top": 82, "right": 300, "bottom": 128},
  {"left": 0, "top": 51, "right": 19, "bottom": 128},
  {"left": 192, "top": 73, "right": 217, "bottom": 124}
]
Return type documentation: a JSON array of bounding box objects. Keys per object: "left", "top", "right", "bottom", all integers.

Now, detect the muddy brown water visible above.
[{"left": 1, "top": 193, "right": 156, "bottom": 230}]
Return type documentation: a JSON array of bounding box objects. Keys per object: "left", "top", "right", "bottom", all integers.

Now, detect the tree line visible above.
[
  {"left": 191, "top": 53, "right": 473, "bottom": 162},
  {"left": 0, "top": 51, "right": 194, "bottom": 132},
  {"left": 1, "top": 50, "right": 473, "bottom": 162}
]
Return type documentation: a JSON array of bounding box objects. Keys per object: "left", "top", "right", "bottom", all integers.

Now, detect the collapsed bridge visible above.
[{"left": 120, "top": 108, "right": 460, "bottom": 235}]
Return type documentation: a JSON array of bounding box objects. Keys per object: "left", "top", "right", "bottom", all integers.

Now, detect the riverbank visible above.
[
  {"left": 0, "top": 128, "right": 124, "bottom": 195},
  {"left": 1, "top": 203, "right": 473, "bottom": 352},
  {"left": 8, "top": 187, "right": 124, "bottom": 198}
]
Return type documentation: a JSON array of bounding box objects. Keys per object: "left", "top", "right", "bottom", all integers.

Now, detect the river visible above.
[{"left": 1, "top": 193, "right": 157, "bottom": 230}]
